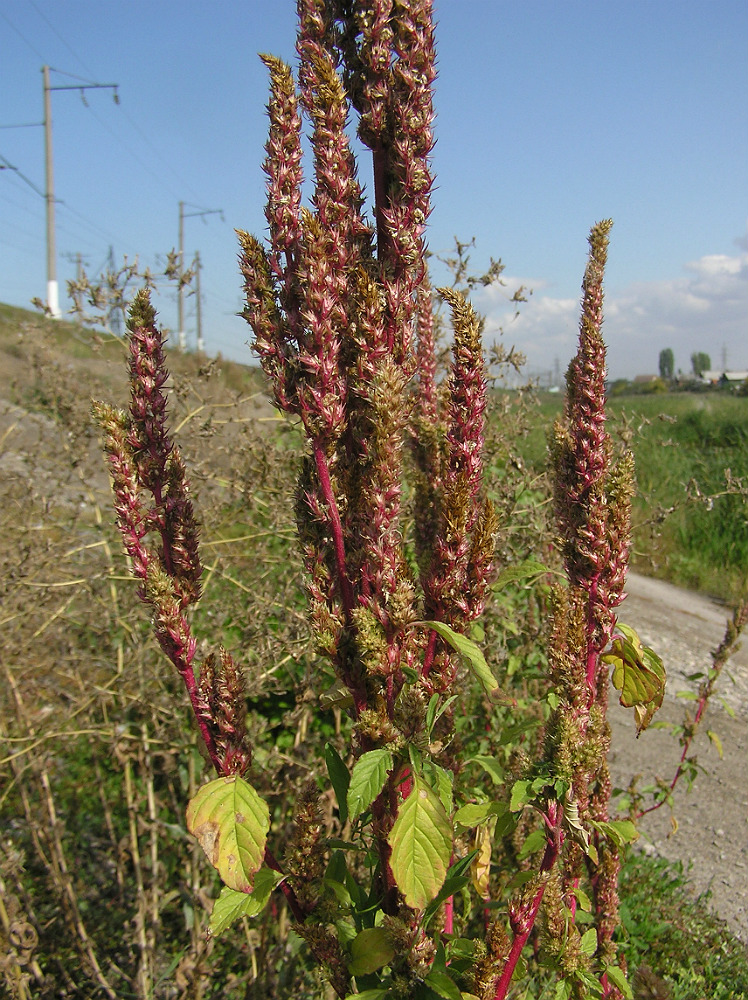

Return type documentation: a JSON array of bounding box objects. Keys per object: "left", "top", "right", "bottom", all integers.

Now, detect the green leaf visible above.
[
  {"left": 498, "top": 718, "right": 540, "bottom": 745},
  {"left": 419, "top": 620, "right": 498, "bottom": 696},
  {"left": 209, "top": 868, "right": 283, "bottom": 936},
  {"left": 347, "top": 749, "right": 393, "bottom": 821},
  {"left": 320, "top": 683, "right": 354, "bottom": 710},
  {"left": 344, "top": 991, "right": 390, "bottom": 1000},
  {"left": 325, "top": 743, "right": 350, "bottom": 824},
  {"left": 492, "top": 560, "right": 554, "bottom": 591},
  {"left": 446, "top": 850, "right": 480, "bottom": 880},
  {"left": 426, "top": 694, "right": 459, "bottom": 739},
  {"left": 605, "top": 965, "right": 633, "bottom": 998},
  {"left": 186, "top": 775, "right": 269, "bottom": 892},
  {"left": 454, "top": 801, "right": 505, "bottom": 828},
  {"left": 719, "top": 697, "right": 736, "bottom": 719},
  {"left": 430, "top": 763, "right": 454, "bottom": 814},
  {"left": 607, "top": 819, "right": 639, "bottom": 846},
  {"left": 424, "top": 969, "right": 462, "bottom": 1000},
  {"left": 554, "top": 981, "right": 572, "bottom": 1000},
  {"left": 348, "top": 926, "right": 396, "bottom": 976},
  {"left": 590, "top": 819, "right": 639, "bottom": 849},
  {"left": 509, "top": 779, "right": 531, "bottom": 812},
  {"left": 517, "top": 827, "right": 546, "bottom": 860},
  {"left": 426, "top": 693, "right": 440, "bottom": 736},
  {"left": 388, "top": 774, "right": 452, "bottom": 910},
  {"left": 603, "top": 623, "right": 666, "bottom": 734},
  {"left": 573, "top": 887, "right": 592, "bottom": 912},
  {"left": 470, "top": 755, "right": 504, "bottom": 785},
  {"left": 422, "top": 874, "right": 471, "bottom": 927},
  {"left": 580, "top": 927, "right": 598, "bottom": 957},
  {"left": 324, "top": 878, "right": 352, "bottom": 907}
]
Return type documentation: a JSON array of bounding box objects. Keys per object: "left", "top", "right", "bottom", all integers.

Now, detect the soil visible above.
[{"left": 609, "top": 573, "right": 748, "bottom": 942}]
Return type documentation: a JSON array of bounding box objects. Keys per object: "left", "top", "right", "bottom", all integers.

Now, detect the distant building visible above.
[
  {"left": 633, "top": 374, "right": 659, "bottom": 384},
  {"left": 700, "top": 370, "right": 748, "bottom": 384}
]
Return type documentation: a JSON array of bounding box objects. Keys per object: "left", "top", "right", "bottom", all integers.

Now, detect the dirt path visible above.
[{"left": 608, "top": 572, "right": 748, "bottom": 941}]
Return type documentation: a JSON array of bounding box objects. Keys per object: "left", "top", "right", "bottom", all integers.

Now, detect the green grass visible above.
[
  {"left": 619, "top": 853, "right": 748, "bottom": 999},
  {"left": 511, "top": 389, "right": 748, "bottom": 601}
]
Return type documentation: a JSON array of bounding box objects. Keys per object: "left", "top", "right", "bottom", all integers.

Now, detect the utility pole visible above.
[
  {"left": 177, "top": 201, "right": 222, "bottom": 350},
  {"left": 107, "top": 245, "right": 123, "bottom": 336},
  {"left": 42, "top": 66, "right": 59, "bottom": 317},
  {"left": 195, "top": 251, "right": 204, "bottom": 353},
  {"left": 62, "top": 251, "right": 88, "bottom": 285},
  {"left": 42, "top": 66, "right": 119, "bottom": 320},
  {"left": 178, "top": 201, "right": 185, "bottom": 348}
]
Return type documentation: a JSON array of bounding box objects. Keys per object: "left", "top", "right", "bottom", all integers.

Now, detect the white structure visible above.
[{"left": 700, "top": 370, "right": 748, "bottom": 384}]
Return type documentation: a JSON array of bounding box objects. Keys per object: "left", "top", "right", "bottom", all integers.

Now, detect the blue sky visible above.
[{"left": 2, "top": 0, "right": 746, "bottom": 380}]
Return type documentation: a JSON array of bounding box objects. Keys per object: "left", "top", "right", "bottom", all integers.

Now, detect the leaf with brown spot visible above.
[{"left": 186, "top": 775, "right": 269, "bottom": 892}]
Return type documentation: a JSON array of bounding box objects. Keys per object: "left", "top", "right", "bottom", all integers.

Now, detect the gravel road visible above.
[{"left": 608, "top": 572, "right": 748, "bottom": 941}]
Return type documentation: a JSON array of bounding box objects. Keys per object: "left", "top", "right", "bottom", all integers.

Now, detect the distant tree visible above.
[
  {"left": 658, "top": 347, "right": 674, "bottom": 380},
  {"left": 691, "top": 351, "right": 711, "bottom": 377}
]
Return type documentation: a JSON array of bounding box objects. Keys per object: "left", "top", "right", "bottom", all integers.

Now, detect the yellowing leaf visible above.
[
  {"left": 348, "top": 927, "right": 395, "bottom": 976},
  {"left": 470, "top": 816, "right": 496, "bottom": 900},
  {"left": 603, "top": 623, "right": 666, "bottom": 735},
  {"left": 186, "top": 775, "right": 269, "bottom": 892},
  {"left": 388, "top": 774, "right": 452, "bottom": 911},
  {"left": 707, "top": 729, "right": 724, "bottom": 759}
]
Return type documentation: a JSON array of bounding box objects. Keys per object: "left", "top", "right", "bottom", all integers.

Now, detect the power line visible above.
[
  {"left": 23, "top": 2, "right": 204, "bottom": 204},
  {"left": 0, "top": 152, "right": 46, "bottom": 198},
  {"left": 5, "top": 9, "right": 230, "bottom": 342},
  {"left": 0, "top": 8, "right": 46, "bottom": 61},
  {"left": 28, "top": 0, "right": 97, "bottom": 77},
  {"left": 82, "top": 102, "right": 186, "bottom": 203}
]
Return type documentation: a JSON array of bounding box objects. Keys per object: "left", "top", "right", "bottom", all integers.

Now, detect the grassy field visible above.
[{"left": 517, "top": 388, "right": 748, "bottom": 602}]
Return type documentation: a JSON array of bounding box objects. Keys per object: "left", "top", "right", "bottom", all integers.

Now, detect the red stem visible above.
[
  {"left": 313, "top": 440, "right": 355, "bottom": 623},
  {"left": 636, "top": 692, "right": 708, "bottom": 819},
  {"left": 493, "top": 883, "right": 547, "bottom": 1000},
  {"left": 584, "top": 573, "right": 603, "bottom": 704},
  {"left": 422, "top": 629, "right": 438, "bottom": 679},
  {"left": 443, "top": 892, "right": 454, "bottom": 935},
  {"left": 264, "top": 846, "right": 306, "bottom": 922},
  {"left": 173, "top": 651, "right": 222, "bottom": 772},
  {"left": 372, "top": 145, "right": 390, "bottom": 265},
  {"left": 492, "top": 809, "right": 563, "bottom": 1000}
]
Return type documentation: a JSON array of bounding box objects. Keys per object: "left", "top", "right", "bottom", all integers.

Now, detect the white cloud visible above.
[{"left": 476, "top": 250, "right": 748, "bottom": 381}]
